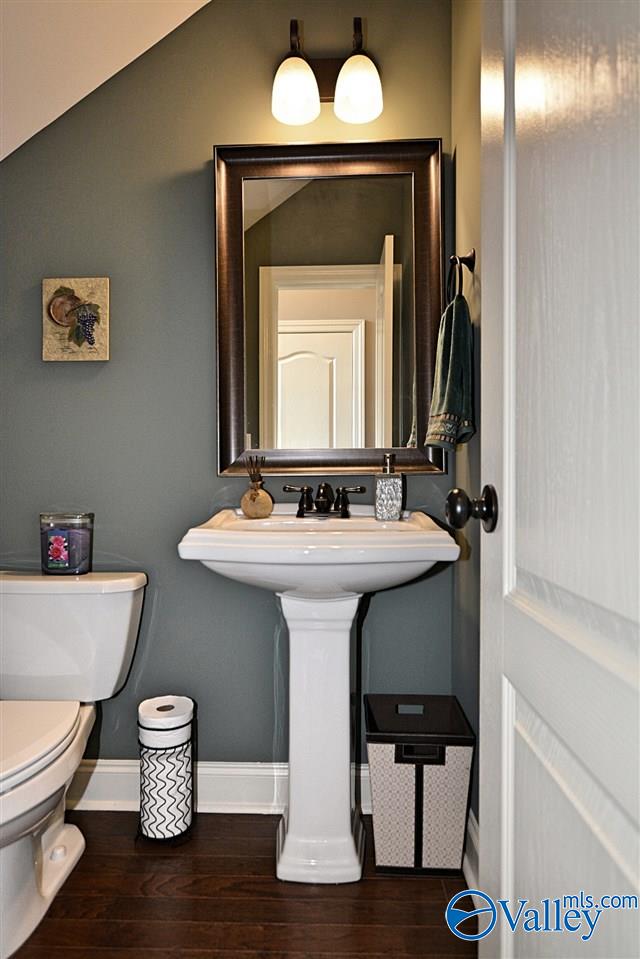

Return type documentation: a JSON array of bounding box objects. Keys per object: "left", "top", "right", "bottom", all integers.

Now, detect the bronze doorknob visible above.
[{"left": 445, "top": 485, "right": 499, "bottom": 533}]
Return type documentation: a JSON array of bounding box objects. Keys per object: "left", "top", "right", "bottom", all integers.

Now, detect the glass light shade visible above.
[
  {"left": 334, "top": 53, "right": 383, "bottom": 123},
  {"left": 272, "top": 56, "right": 321, "bottom": 125}
]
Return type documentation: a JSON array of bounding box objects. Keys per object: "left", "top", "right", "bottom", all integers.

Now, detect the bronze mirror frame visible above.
[{"left": 215, "top": 139, "right": 446, "bottom": 475}]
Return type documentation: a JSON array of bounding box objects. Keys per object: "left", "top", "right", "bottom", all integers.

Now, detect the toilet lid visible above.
[{"left": 0, "top": 700, "right": 81, "bottom": 794}]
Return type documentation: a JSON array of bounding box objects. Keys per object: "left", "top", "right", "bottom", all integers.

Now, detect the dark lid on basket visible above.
[{"left": 364, "top": 694, "right": 475, "bottom": 746}]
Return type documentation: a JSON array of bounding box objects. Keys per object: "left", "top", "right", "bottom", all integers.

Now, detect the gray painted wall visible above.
[
  {"left": 0, "top": 0, "right": 455, "bottom": 763},
  {"left": 451, "top": 0, "right": 482, "bottom": 815}
]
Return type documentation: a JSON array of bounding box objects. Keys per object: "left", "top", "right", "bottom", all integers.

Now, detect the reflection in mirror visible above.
[{"left": 242, "top": 176, "right": 414, "bottom": 450}]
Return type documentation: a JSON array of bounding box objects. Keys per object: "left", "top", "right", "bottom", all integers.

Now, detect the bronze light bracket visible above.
[{"left": 287, "top": 17, "right": 379, "bottom": 102}]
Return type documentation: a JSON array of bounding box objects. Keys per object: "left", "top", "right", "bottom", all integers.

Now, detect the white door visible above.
[
  {"left": 277, "top": 323, "right": 364, "bottom": 448},
  {"left": 479, "top": 2, "right": 639, "bottom": 957},
  {"left": 259, "top": 259, "right": 396, "bottom": 448}
]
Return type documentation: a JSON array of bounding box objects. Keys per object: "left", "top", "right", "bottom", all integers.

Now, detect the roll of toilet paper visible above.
[{"left": 138, "top": 695, "right": 194, "bottom": 748}]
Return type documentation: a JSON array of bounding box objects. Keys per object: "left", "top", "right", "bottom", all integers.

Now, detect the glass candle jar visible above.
[{"left": 40, "top": 512, "right": 94, "bottom": 575}]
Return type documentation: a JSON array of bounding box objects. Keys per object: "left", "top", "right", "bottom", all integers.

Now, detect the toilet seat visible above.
[{"left": 0, "top": 701, "right": 80, "bottom": 795}]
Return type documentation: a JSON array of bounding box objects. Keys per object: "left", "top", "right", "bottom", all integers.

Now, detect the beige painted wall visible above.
[
  {"left": 451, "top": 0, "right": 481, "bottom": 814},
  {"left": 187, "top": 0, "right": 453, "bottom": 149},
  {"left": 0, "top": 0, "right": 210, "bottom": 159}
]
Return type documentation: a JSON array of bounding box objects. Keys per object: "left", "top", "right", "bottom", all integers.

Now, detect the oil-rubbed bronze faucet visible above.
[
  {"left": 283, "top": 483, "right": 334, "bottom": 516},
  {"left": 284, "top": 482, "right": 366, "bottom": 518}
]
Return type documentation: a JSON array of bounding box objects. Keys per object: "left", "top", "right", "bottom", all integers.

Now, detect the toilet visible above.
[{"left": 0, "top": 570, "right": 147, "bottom": 958}]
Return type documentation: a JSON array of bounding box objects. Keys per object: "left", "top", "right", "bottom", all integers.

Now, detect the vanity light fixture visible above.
[
  {"left": 271, "top": 18, "right": 383, "bottom": 126},
  {"left": 271, "top": 20, "right": 320, "bottom": 126},
  {"left": 333, "top": 18, "right": 383, "bottom": 124}
]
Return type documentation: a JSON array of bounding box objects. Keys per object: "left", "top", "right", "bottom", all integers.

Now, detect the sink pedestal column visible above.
[{"left": 277, "top": 591, "right": 365, "bottom": 884}]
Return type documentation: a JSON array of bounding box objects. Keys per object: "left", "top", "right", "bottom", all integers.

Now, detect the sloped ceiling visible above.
[
  {"left": 243, "top": 180, "right": 313, "bottom": 231},
  {"left": 0, "top": 0, "right": 211, "bottom": 160}
]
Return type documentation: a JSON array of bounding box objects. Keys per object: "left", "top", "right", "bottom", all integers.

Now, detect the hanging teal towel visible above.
[{"left": 425, "top": 294, "right": 475, "bottom": 450}]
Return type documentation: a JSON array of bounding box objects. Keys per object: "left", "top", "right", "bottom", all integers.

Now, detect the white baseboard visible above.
[
  {"left": 68, "top": 760, "right": 478, "bottom": 882},
  {"left": 68, "top": 759, "right": 373, "bottom": 815}
]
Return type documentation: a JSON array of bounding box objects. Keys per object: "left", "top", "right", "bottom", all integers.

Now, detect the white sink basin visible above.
[
  {"left": 178, "top": 505, "right": 459, "bottom": 595},
  {"left": 178, "top": 502, "right": 459, "bottom": 885}
]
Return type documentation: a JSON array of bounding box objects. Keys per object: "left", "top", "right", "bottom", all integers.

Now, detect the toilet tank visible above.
[{"left": 0, "top": 571, "right": 147, "bottom": 701}]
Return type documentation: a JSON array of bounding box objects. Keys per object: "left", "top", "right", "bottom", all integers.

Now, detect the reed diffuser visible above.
[{"left": 240, "top": 456, "right": 274, "bottom": 519}]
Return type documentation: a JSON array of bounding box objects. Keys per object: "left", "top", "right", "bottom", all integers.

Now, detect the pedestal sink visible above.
[{"left": 178, "top": 505, "right": 459, "bottom": 883}]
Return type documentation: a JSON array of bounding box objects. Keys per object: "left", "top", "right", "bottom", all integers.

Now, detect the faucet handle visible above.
[
  {"left": 283, "top": 485, "right": 314, "bottom": 518},
  {"left": 334, "top": 486, "right": 366, "bottom": 519}
]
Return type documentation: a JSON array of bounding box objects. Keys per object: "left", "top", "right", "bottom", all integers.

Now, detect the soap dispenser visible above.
[{"left": 374, "top": 453, "right": 404, "bottom": 521}]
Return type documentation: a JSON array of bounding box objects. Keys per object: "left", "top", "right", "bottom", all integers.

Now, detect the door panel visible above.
[
  {"left": 505, "top": 587, "right": 638, "bottom": 822},
  {"left": 277, "top": 330, "right": 361, "bottom": 448},
  {"left": 510, "top": 692, "right": 638, "bottom": 957}
]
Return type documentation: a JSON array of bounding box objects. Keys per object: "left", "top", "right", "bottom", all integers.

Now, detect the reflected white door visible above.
[
  {"left": 277, "top": 323, "right": 363, "bottom": 448},
  {"left": 480, "top": 2, "right": 639, "bottom": 957}
]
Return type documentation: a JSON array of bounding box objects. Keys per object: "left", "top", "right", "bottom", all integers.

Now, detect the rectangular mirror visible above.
[{"left": 215, "top": 140, "right": 446, "bottom": 474}]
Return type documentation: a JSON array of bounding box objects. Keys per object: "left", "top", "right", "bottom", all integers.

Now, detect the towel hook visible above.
[{"left": 447, "top": 248, "right": 476, "bottom": 301}]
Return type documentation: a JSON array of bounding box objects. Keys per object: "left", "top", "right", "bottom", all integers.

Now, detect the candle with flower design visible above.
[{"left": 40, "top": 513, "right": 94, "bottom": 574}]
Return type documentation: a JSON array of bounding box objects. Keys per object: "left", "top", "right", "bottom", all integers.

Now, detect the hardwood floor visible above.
[{"left": 15, "top": 811, "right": 476, "bottom": 958}]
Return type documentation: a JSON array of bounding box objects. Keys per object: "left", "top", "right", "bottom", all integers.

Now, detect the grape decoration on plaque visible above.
[{"left": 42, "top": 277, "right": 109, "bottom": 361}]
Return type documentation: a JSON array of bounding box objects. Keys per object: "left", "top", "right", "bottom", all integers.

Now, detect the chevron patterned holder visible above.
[{"left": 138, "top": 695, "right": 195, "bottom": 840}]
